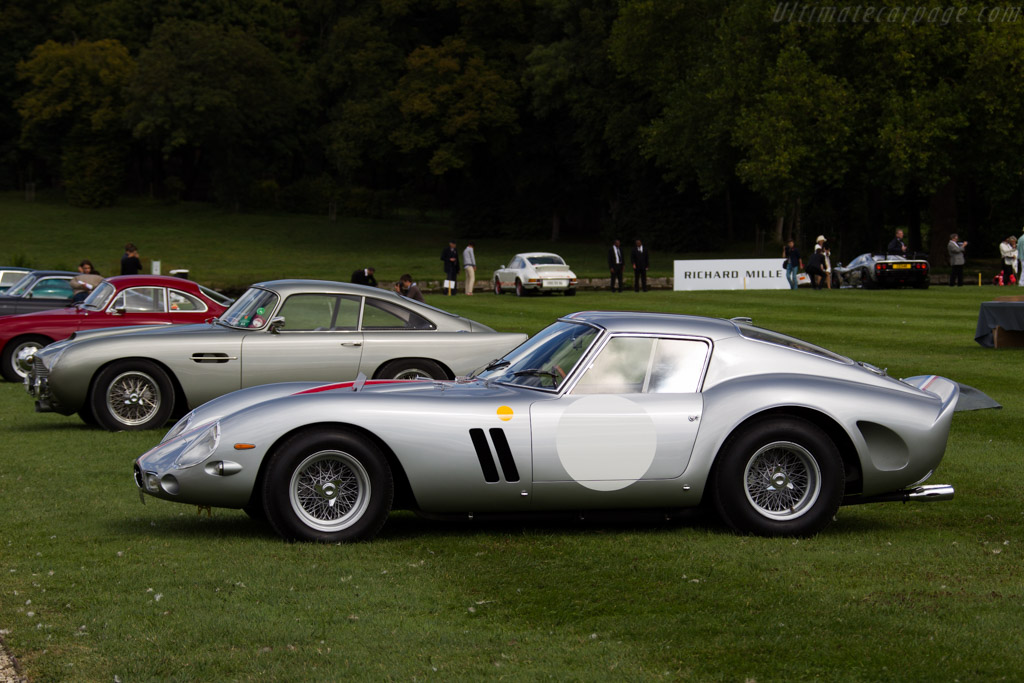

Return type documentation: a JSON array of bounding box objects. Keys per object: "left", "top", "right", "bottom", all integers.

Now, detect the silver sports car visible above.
[
  {"left": 134, "top": 311, "right": 956, "bottom": 541},
  {"left": 27, "top": 280, "right": 527, "bottom": 431}
]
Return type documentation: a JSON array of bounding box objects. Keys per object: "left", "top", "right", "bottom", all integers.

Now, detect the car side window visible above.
[
  {"left": 30, "top": 278, "right": 73, "bottom": 299},
  {"left": 169, "top": 289, "right": 208, "bottom": 312},
  {"left": 114, "top": 287, "right": 167, "bottom": 312},
  {"left": 278, "top": 294, "right": 337, "bottom": 331},
  {"left": 647, "top": 339, "right": 709, "bottom": 393},
  {"left": 361, "top": 298, "right": 434, "bottom": 330},
  {"left": 573, "top": 337, "right": 653, "bottom": 394},
  {"left": 573, "top": 337, "right": 708, "bottom": 395},
  {"left": 509, "top": 257, "right": 523, "bottom": 269}
]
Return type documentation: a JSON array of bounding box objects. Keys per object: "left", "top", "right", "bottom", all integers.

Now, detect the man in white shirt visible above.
[{"left": 462, "top": 242, "right": 476, "bottom": 295}]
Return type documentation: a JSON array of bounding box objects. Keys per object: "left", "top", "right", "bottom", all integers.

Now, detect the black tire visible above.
[
  {"left": 243, "top": 498, "right": 267, "bottom": 523},
  {"left": 494, "top": 279, "right": 503, "bottom": 295},
  {"left": 90, "top": 360, "right": 175, "bottom": 431},
  {"left": 1, "top": 335, "right": 50, "bottom": 382},
  {"left": 515, "top": 279, "right": 525, "bottom": 297},
  {"left": 565, "top": 288, "right": 576, "bottom": 296},
  {"left": 77, "top": 405, "right": 98, "bottom": 427},
  {"left": 377, "top": 358, "right": 448, "bottom": 380},
  {"left": 262, "top": 428, "right": 393, "bottom": 542},
  {"left": 712, "top": 417, "right": 844, "bottom": 537}
]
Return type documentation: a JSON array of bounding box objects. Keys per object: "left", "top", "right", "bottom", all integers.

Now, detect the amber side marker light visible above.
[{"left": 234, "top": 443, "right": 256, "bottom": 450}]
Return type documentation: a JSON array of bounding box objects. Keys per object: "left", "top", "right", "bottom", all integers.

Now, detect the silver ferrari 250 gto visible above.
[
  {"left": 134, "top": 311, "right": 956, "bottom": 541},
  {"left": 27, "top": 280, "right": 527, "bottom": 431}
]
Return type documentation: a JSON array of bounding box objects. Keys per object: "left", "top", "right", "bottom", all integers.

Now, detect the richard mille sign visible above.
[{"left": 673, "top": 258, "right": 792, "bottom": 291}]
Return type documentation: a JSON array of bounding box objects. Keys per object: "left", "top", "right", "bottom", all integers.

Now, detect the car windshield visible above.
[
  {"left": 198, "top": 284, "right": 234, "bottom": 307},
  {"left": 82, "top": 281, "right": 116, "bottom": 310},
  {"left": 473, "top": 320, "right": 599, "bottom": 391},
  {"left": 5, "top": 274, "right": 35, "bottom": 297},
  {"left": 527, "top": 255, "right": 565, "bottom": 266},
  {"left": 218, "top": 287, "right": 280, "bottom": 329}
]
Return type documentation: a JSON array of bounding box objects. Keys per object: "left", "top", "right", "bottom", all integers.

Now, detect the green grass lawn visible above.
[{"left": 1, "top": 196, "right": 1022, "bottom": 680}]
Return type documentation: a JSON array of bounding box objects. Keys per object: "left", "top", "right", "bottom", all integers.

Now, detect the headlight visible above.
[
  {"left": 163, "top": 410, "right": 196, "bottom": 443},
  {"left": 40, "top": 345, "right": 68, "bottom": 371},
  {"left": 173, "top": 422, "right": 221, "bottom": 470}
]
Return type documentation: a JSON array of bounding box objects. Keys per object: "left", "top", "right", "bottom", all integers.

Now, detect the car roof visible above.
[
  {"left": 252, "top": 279, "right": 435, "bottom": 307},
  {"left": 103, "top": 275, "right": 212, "bottom": 291},
  {"left": 560, "top": 310, "right": 742, "bottom": 340},
  {"left": 513, "top": 252, "right": 565, "bottom": 259},
  {"left": 20, "top": 270, "right": 77, "bottom": 277}
]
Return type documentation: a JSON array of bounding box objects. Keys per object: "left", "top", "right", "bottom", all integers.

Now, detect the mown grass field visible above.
[{"left": 0, "top": 194, "right": 1022, "bottom": 680}]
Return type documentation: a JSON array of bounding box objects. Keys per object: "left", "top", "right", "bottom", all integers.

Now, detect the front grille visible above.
[{"left": 32, "top": 358, "right": 48, "bottom": 381}]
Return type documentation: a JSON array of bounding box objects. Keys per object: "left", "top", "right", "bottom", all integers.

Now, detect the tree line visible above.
[{"left": 3, "top": 0, "right": 1024, "bottom": 261}]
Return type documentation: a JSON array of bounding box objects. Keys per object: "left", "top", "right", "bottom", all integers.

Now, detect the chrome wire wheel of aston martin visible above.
[
  {"left": 288, "top": 450, "right": 371, "bottom": 532},
  {"left": 713, "top": 417, "right": 844, "bottom": 537},
  {"left": 742, "top": 441, "right": 820, "bottom": 521},
  {"left": 263, "top": 428, "right": 394, "bottom": 542},
  {"left": 106, "top": 370, "right": 162, "bottom": 426},
  {"left": 90, "top": 360, "right": 175, "bottom": 431}
]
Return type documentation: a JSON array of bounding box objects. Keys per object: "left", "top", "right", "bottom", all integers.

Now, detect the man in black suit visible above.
[
  {"left": 887, "top": 229, "right": 907, "bottom": 256},
  {"left": 440, "top": 240, "right": 459, "bottom": 295},
  {"left": 631, "top": 238, "right": 650, "bottom": 292},
  {"left": 607, "top": 239, "right": 624, "bottom": 292},
  {"left": 351, "top": 267, "right": 377, "bottom": 287}
]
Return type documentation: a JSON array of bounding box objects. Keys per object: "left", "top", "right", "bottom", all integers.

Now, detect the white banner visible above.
[{"left": 673, "top": 258, "right": 795, "bottom": 291}]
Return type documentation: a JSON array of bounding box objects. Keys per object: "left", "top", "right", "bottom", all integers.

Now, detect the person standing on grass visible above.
[
  {"left": 999, "top": 236, "right": 1017, "bottom": 286},
  {"left": 948, "top": 234, "right": 967, "bottom": 287},
  {"left": 607, "top": 239, "right": 624, "bottom": 292},
  {"left": 887, "top": 229, "right": 907, "bottom": 256},
  {"left": 120, "top": 242, "right": 142, "bottom": 275},
  {"left": 631, "top": 238, "right": 649, "bottom": 292},
  {"left": 783, "top": 239, "right": 802, "bottom": 290},
  {"left": 1017, "top": 229, "right": 1024, "bottom": 285},
  {"left": 441, "top": 240, "right": 459, "bottom": 295},
  {"left": 351, "top": 267, "right": 377, "bottom": 287},
  {"left": 462, "top": 242, "right": 476, "bottom": 295}
]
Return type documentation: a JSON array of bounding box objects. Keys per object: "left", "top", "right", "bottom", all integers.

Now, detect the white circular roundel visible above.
[{"left": 555, "top": 395, "right": 657, "bottom": 491}]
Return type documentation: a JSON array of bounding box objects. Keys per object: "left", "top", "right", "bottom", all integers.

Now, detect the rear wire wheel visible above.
[{"left": 713, "top": 417, "right": 844, "bottom": 537}]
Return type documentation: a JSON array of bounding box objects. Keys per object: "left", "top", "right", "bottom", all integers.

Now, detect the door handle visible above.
[{"left": 341, "top": 342, "right": 362, "bottom": 347}]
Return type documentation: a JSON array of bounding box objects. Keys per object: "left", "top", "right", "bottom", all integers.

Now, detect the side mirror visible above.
[
  {"left": 268, "top": 316, "right": 285, "bottom": 333},
  {"left": 113, "top": 306, "right": 126, "bottom": 316}
]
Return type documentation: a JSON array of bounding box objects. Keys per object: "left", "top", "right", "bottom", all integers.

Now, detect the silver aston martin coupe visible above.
[
  {"left": 27, "top": 280, "right": 527, "bottom": 431},
  {"left": 134, "top": 311, "right": 956, "bottom": 540}
]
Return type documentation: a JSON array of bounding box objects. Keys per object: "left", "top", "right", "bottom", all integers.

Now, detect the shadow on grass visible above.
[{"left": 111, "top": 497, "right": 895, "bottom": 545}]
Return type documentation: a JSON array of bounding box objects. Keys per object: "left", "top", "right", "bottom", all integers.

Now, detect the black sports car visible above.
[{"left": 833, "top": 254, "right": 929, "bottom": 289}]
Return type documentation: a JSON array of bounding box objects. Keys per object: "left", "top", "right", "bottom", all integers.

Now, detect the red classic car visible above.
[{"left": 0, "top": 275, "right": 233, "bottom": 381}]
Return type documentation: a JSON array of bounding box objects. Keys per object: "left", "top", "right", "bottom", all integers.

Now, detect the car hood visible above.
[
  {"left": 0, "top": 304, "right": 89, "bottom": 322},
  {"left": 160, "top": 377, "right": 527, "bottom": 443}
]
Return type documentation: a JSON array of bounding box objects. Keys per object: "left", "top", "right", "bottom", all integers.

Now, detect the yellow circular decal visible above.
[{"left": 497, "top": 406, "right": 514, "bottom": 421}]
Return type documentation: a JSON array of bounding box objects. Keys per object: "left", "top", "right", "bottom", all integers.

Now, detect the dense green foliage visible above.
[{"left": 3, "top": 1, "right": 1024, "bottom": 256}]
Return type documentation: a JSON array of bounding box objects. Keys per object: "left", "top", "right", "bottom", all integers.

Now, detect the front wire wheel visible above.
[
  {"left": 713, "top": 417, "right": 843, "bottom": 537},
  {"left": 289, "top": 450, "right": 371, "bottom": 533},
  {"left": 90, "top": 360, "right": 175, "bottom": 431},
  {"left": 263, "top": 428, "right": 393, "bottom": 542}
]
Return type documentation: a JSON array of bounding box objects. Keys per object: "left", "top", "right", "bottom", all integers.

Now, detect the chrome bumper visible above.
[
  {"left": 24, "top": 361, "right": 57, "bottom": 413},
  {"left": 843, "top": 484, "right": 954, "bottom": 506}
]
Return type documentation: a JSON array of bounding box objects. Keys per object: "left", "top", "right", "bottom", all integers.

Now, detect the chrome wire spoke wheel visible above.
[
  {"left": 289, "top": 450, "right": 371, "bottom": 532},
  {"left": 13, "top": 341, "right": 42, "bottom": 378},
  {"left": 106, "top": 371, "right": 162, "bottom": 426},
  {"left": 743, "top": 441, "right": 821, "bottom": 521}
]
